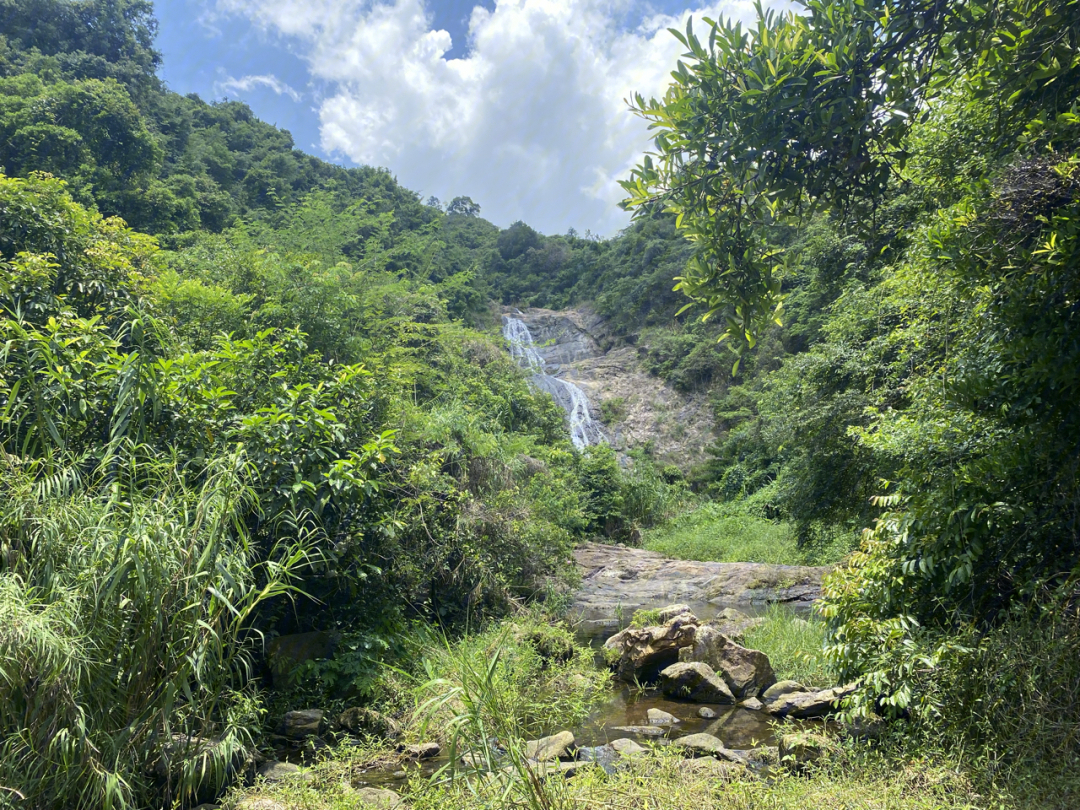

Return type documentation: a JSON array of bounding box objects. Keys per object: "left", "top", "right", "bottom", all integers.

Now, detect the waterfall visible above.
[{"left": 502, "top": 315, "right": 605, "bottom": 450}]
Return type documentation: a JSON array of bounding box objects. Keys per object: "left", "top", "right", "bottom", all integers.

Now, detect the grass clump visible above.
[
  {"left": 743, "top": 604, "right": 832, "bottom": 687},
  {"left": 643, "top": 500, "right": 852, "bottom": 566}
]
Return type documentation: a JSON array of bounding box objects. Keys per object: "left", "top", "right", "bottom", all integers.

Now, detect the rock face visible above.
[
  {"left": 573, "top": 543, "right": 827, "bottom": 624},
  {"left": 767, "top": 685, "right": 856, "bottom": 718},
  {"left": 679, "top": 626, "right": 776, "bottom": 698},
  {"left": 604, "top": 614, "right": 698, "bottom": 682},
  {"left": 660, "top": 662, "right": 737, "bottom": 704}
]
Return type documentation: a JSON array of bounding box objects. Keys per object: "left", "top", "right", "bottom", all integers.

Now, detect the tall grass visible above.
[
  {"left": 0, "top": 451, "right": 310, "bottom": 809},
  {"left": 742, "top": 605, "right": 833, "bottom": 687},
  {"left": 642, "top": 501, "right": 852, "bottom": 565}
]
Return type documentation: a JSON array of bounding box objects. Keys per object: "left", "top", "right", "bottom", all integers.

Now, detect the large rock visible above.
[
  {"left": 573, "top": 543, "right": 828, "bottom": 627},
  {"left": 604, "top": 614, "right": 698, "bottom": 683},
  {"left": 767, "top": 685, "right": 856, "bottom": 718},
  {"left": 646, "top": 708, "right": 680, "bottom": 725},
  {"left": 610, "top": 738, "right": 647, "bottom": 757},
  {"left": 256, "top": 761, "right": 305, "bottom": 782},
  {"left": 338, "top": 707, "right": 402, "bottom": 740},
  {"left": 401, "top": 742, "right": 440, "bottom": 760},
  {"left": 678, "top": 626, "right": 776, "bottom": 698},
  {"left": 671, "top": 733, "right": 731, "bottom": 758},
  {"left": 761, "top": 680, "right": 805, "bottom": 703},
  {"left": 524, "top": 731, "right": 575, "bottom": 761},
  {"left": 660, "top": 662, "right": 736, "bottom": 704},
  {"left": 280, "top": 709, "right": 324, "bottom": 739}
]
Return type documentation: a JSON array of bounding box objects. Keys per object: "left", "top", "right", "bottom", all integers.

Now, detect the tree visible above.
[
  {"left": 447, "top": 195, "right": 481, "bottom": 217},
  {"left": 620, "top": 0, "right": 1080, "bottom": 351}
]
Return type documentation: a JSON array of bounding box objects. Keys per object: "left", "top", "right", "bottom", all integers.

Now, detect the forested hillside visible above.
[{"left": 2, "top": 0, "right": 1079, "bottom": 808}]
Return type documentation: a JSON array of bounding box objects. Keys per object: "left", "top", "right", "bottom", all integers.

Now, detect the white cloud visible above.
[
  {"left": 213, "top": 0, "right": 779, "bottom": 235},
  {"left": 216, "top": 73, "right": 303, "bottom": 101}
]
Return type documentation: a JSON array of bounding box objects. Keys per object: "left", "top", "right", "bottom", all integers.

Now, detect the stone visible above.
[
  {"left": 354, "top": 786, "right": 403, "bottom": 808},
  {"left": 715, "top": 608, "right": 750, "bottom": 622},
  {"left": 523, "top": 731, "right": 575, "bottom": 761},
  {"left": 767, "top": 684, "right": 856, "bottom": 719},
  {"left": 697, "top": 706, "right": 717, "bottom": 719},
  {"left": 740, "top": 697, "right": 764, "bottom": 711},
  {"left": 659, "top": 662, "right": 736, "bottom": 704},
  {"left": 609, "top": 725, "right": 667, "bottom": 737},
  {"left": 338, "top": 707, "right": 402, "bottom": 740},
  {"left": 744, "top": 746, "right": 779, "bottom": 766},
  {"left": 610, "top": 738, "right": 647, "bottom": 757},
  {"left": 671, "top": 733, "right": 730, "bottom": 758},
  {"left": 267, "top": 631, "right": 339, "bottom": 689},
  {"left": 646, "top": 708, "right": 680, "bottom": 725},
  {"left": 401, "top": 742, "right": 440, "bottom": 760},
  {"left": 572, "top": 543, "right": 829, "bottom": 626},
  {"left": 657, "top": 603, "right": 696, "bottom": 623},
  {"left": 779, "top": 731, "right": 836, "bottom": 768},
  {"left": 761, "top": 680, "right": 806, "bottom": 703},
  {"left": 280, "top": 709, "right": 324, "bottom": 739},
  {"left": 256, "top": 761, "right": 304, "bottom": 782},
  {"left": 604, "top": 614, "right": 699, "bottom": 683},
  {"left": 677, "top": 626, "right": 776, "bottom": 698}
]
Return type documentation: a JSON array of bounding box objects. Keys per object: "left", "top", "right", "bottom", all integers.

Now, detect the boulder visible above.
[
  {"left": 256, "top": 761, "right": 305, "bottom": 782},
  {"left": 761, "top": 680, "right": 805, "bottom": 703},
  {"left": 646, "top": 708, "right": 680, "bottom": 725},
  {"left": 338, "top": 707, "right": 402, "bottom": 740},
  {"left": 354, "top": 786, "right": 403, "bottom": 808},
  {"left": 677, "top": 626, "right": 775, "bottom": 698},
  {"left": 657, "top": 604, "right": 696, "bottom": 623},
  {"left": 401, "top": 742, "right": 440, "bottom": 760},
  {"left": 739, "top": 697, "right": 764, "bottom": 711},
  {"left": 280, "top": 709, "right": 324, "bottom": 739},
  {"left": 604, "top": 614, "right": 698, "bottom": 683},
  {"left": 610, "top": 738, "right": 647, "bottom": 757},
  {"left": 523, "top": 731, "right": 575, "bottom": 761},
  {"left": 659, "top": 662, "right": 736, "bottom": 704},
  {"left": 671, "top": 733, "right": 730, "bottom": 758},
  {"left": 697, "top": 707, "right": 717, "bottom": 719},
  {"left": 767, "top": 684, "right": 855, "bottom": 719}
]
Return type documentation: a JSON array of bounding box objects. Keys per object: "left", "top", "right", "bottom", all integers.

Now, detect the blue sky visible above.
[{"left": 154, "top": 0, "right": 777, "bottom": 235}]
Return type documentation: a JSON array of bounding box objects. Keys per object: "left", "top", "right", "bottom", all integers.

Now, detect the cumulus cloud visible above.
[
  {"left": 213, "top": 0, "right": 779, "bottom": 234},
  {"left": 217, "top": 73, "right": 303, "bottom": 101}
]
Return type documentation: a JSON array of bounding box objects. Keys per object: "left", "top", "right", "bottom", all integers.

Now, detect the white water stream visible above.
[{"left": 502, "top": 315, "right": 605, "bottom": 450}]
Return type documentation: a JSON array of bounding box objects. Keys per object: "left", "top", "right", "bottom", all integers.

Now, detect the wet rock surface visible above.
[{"left": 573, "top": 543, "right": 827, "bottom": 623}]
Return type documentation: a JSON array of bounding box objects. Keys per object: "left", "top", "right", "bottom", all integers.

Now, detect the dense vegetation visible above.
[{"left": 2, "top": 0, "right": 1080, "bottom": 807}]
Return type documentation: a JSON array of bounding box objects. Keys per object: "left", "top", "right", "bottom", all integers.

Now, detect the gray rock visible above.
[
  {"left": 659, "top": 662, "right": 736, "bottom": 704},
  {"left": 657, "top": 603, "right": 695, "bottom": 623},
  {"left": 715, "top": 608, "right": 750, "bottom": 622},
  {"left": 671, "top": 733, "right": 730, "bottom": 757},
  {"left": 402, "top": 741, "right": 440, "bottom": 760},
  {"left": 761, "top": 680, "right": 806, "bottom": 702},
  {"left": 354, "top": 786, "right": 403, "bottom": 808},
  {"left": 739, "top": 697, "right": 764, "bottom": 711},
  {"left": 767, "top": 684, "right": 856, "bottom": 719},
  {"left": 677, "top": 626, "right": 776, "bottom": 698},
  {"left": 697, "top": 706, "right": 717, "bottom": 719},
  {"left": 605, "top": 615, "right": 699, "bottom": 683},
  {"left": 523, "top": 731, "right": 575, "bottom": 761},
  {"left": 609, "top": 725, "right": 667, "bottom": 737},
  {"left": 281, "top": 709, "right": 324, "bottom": 739},
  {"left": 256, "top": 761, "right": 303, "bottom": 782},
  {"left": 338, "top": 707, "right": 402, "bottom": 740},
  {"left": 610, "top": 738, "right": 647, "bottom": 757},
  {"left": 646, "top": 708, "right": 680, "bottom": 725}
]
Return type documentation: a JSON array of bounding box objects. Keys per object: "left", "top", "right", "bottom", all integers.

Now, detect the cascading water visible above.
[{"left": 502, "top": 315, "right": 605, "bottom": 450}]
